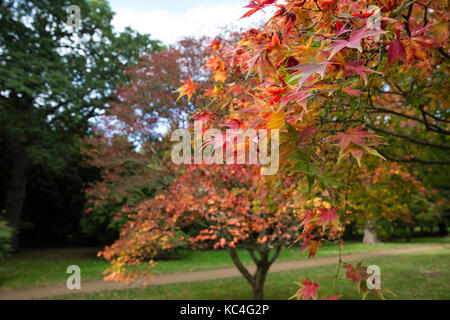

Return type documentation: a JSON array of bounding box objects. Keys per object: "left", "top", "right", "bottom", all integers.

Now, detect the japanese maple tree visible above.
[
  {"left": 174, "top": 0, "right": 447, "bottom": 299},
  {"left": 97, "top": 0, "right": 448, "bottom": 300},
  {"left": 100, "top": 164, "right": 341, "bottom": 299}
]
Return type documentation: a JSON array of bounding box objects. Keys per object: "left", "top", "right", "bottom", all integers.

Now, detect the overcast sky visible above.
[{"left": 108, "top": 0, "right": 274, "bottom": 44}]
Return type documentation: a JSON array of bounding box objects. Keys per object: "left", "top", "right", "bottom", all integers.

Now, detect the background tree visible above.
[
  {"left": 346, "top": 159, "right": 439, "bottom": 244},
  {"left": 0, "top": 0, "right": 162, "bottom": 249},
  {"left": 81, "top": 37, "right": 212, "bottom": 242},
  {"left": 100, "top": 164, "right": 341, "bottom": 300}
]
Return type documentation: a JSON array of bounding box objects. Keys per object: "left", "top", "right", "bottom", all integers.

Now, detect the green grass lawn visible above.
[
  {"left": 53, "top": 248, "right": 450, "bottom": 300},
  {"left": 0, "top": 236, "right": 448, "bottom": 290}
]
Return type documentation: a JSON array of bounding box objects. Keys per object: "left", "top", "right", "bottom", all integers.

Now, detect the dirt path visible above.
[{"left": 0, "top": 244, "right": 445, "bottom": 300}]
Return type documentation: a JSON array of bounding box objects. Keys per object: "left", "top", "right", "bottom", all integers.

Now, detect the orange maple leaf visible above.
[
  {"left": 176, "top": 78, "right": 195, "bottom": 101},
  {"left": 300, "top": 239, "right": 323, "bottom": 258}
]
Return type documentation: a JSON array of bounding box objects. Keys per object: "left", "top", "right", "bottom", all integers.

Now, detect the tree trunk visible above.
[
  {"left": 363, "top": 219, "right": 381, "bottom": 245},
  {"left": 227, "top": 247, "right": 276, "bottom": 300},
  {"left": 406, "top": 226, "right": 413, "bottom": 242},
  {"left": 4, "top": 140, "right": 28, "bottom": 251},
  {"left": 438, "top": 219, "right": 448, "bottom": 236},
  {"left": 252, "top": 261, "right": 269, "bottom": 300}
]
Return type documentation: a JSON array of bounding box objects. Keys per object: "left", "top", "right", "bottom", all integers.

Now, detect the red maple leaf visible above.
[
  {"left": 343, "top": 263, "right": 368, "bottom": 286},
  {"left": 329, "top": 125, "right": 373, "bottom": 151},
  {"left": 193, "top": 111, "right": 214, "bottom": 123},
  {"left": 344, "top": 61, "right": 380, "bottom": 84},
  {"left": 318, "top": 207, "right": 339, "bottom": 224},
  {"left": 294, "top": 277, "right": 320, "bottom": 300},
  {"left": 288, "top": 61, "right": 330, "bottom": 88},
  {"left": 387, "top": 31, "right": 407, "bottom": 65},
  {"left": 328, "top": 26, "right": 386, "bottom": 60},
  {"left": 342, "top": 84, "right": 360, "bottom": 96},
  {"left": 241, "top": 0, "right": 277, "bottom": 19}
]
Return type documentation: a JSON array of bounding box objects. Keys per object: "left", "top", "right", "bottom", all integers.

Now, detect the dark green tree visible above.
[{"left": 0, "top": 0, "right": 163, "bottom": 250}]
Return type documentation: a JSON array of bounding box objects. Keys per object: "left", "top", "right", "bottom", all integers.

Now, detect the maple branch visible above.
[
  {"left": 312, "top": 0, "right": 322, "bottom": 11},
  {"left": 419, "top": 106, "right": 450, "bottom": 123},
  {"left": 438, "top": 47, "right": 450, "bottom": 60},
  {"left": 248, "top": 249, "right": 260, "bottom": 265},
  {"left": 422, "top": 1, "right": 432, "bottom": 27},
  {"left": 227, "top": 247, "right": 255, "bottom": 285},
  {"left": 418, "top": 105, "right": 450, "bottom": 135},
  {"left": 402, "top": 3, "right": 414, "bottom": 37},
  {"left": 373, "top": 148, "right": 450, "bottom": 165},
  {"left": 366, "top": 123, "right": 450, "bottom": 150},
  {"left": 367, "top": 106, "right": 450, "bottom": 135},
  {"left": 269, "top": 245, "right": 282, "bottom": 266}
]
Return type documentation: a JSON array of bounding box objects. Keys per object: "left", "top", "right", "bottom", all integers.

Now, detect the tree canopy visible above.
[{"left": 0, "top": 0, "right": 163, "bottom": 249}]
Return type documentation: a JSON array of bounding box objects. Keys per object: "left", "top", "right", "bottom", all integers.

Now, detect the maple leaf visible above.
[
  {"left": 271, "top": 5, "right": 298, "bottom": 40},
  {"left": 343, "top": 263, "right": 368, "bottom": 289},
  {"left": 176, "top": 78, "right": 195, "bottom": 101},
  {"left": 318, "top": 0, "right": 338, "bottom": 11},
  {"left": 208, "top": 40, "right": 221, "bottom": 54},
  {"left": 352, "top": 11, "right": 375, "bottom": 19},
  {"left": 280, "top": 91, "right": 311, "bottom": 108},
  {"left": 266, "top": 32, "right": 281, "bottom": 51},
  {"left": 241, "top": 0, "right": 277, "bottom": 19},
  {"left": 288, "top": 61, "right": 330, "bottom": 88},
  {"left": 193, "top": 111, "right": 214, "bottom": 123},
  {"left": 291, "top": 277, "right": 319, "bottom": 300},
  {"left": 342, "top": 84, "right": 360, "bottom": 96},
  {"left": 261, "top": 86, "right": 285, "bottom": 96},
  {"left": 298, "top": 125, "right": 318, "bottom": 142},
  {"left": 329, "top": 125, "right": 373, "bottom": 151},
  {"left": 205, "top": 56, "right": 225, "bottom": 72},
  {"left": 300, "top": 239, "right": 322, "bottom": 258},
  {"left": 214, "top": 70, "right": 227, "bottom": 82},
  {"left": 267, "top": 109, "right": 286, "bottom": 130},
  {"left": 344, "top": 61, "right": 381, "bottom": 84},
  {"left": 318, "top": 207, "right": 338, "bottom": 224},
  {"left": 329, "top": 125, "right": 385, "bottom": 166},
  {"left": 328, "top": 26, "right": 386, "bottom": 60},
  {"left": 387, "top": 31, "right": 407, "bottom": 65},
  {"left": 222, "top": 119, "right": 242, "bottom": 130}
]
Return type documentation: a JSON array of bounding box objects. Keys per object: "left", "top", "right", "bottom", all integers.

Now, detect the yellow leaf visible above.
[
  {"left": 214, "top": 70, "right": 227, "bottom": 82},
  {"left": 267, "top": 109, "right": 286, "bottom": 130}
]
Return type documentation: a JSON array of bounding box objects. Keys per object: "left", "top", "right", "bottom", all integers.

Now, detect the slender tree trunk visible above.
[
  {"left": 406, "top": 226, "right": 413, "bottom": 242},
  {"left": 252, "top": 258, "right": 269, "bottom": 300},
  {"left": 227, "top": 247, "right": 279, "bottom": 300},
  {"left": 4, "top": 140, "right": 28, "bottom": 251},
  {"left": 438, "top": 217, "right": 448, "bottom": 236},
  {"left": 363, "top": 219, "right": 381, "bottom": 245}
]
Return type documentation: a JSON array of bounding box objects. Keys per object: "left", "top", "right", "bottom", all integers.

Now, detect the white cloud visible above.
[{"left": 112, "top": 4, "right": 274, "bottom": 44}]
